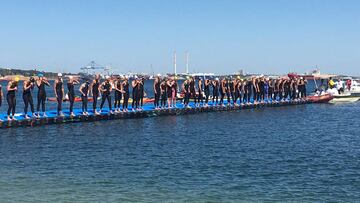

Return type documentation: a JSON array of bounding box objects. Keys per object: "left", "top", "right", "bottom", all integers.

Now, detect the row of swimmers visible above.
[
  {"left": 0, "top": 74, "right": 146, "bottom": 121},
  {"left": 0, "top": 74, "right": 308, "bottom": 121},
  {"left": 173, "top": 76, "right": 307, "bottom": 108}
]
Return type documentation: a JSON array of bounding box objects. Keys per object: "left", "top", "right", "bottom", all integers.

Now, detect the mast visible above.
[
  {"left": 173, "top": 51, "right": 177, "bottom": 76},
  {"left": 185, "top": 51, "right": 189, "bottom": 74}
]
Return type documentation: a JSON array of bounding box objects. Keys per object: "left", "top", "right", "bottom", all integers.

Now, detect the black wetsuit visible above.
[
  {"left": 292, "top": 81, "right": 298, "bottom": 100},
  {"left": 225, "top": 81, "right": 231, "bottom": 104},
  {"left": 220, "top": 82, "right": 225, "bottom": 105},
  {"left": 229, "top": 81, "right": 235, "bottom": 104},
  {"left": 7, "top": 84, "right": 17, "bottom": 116},
  {"left": 154, "top": 81, "right": 161, "bottom": 107},
  {"left": 92, "top": 80, "right": 100, "bottom": 112},
  {"left": 67, "top": 82, "right": 75, "bottom": 113},
  {"left": 37, "top": 81, "right": 47, "bottom": 112},
  {"left": 197, "top": 81, "right": 203, "bottom": 104},
  {"left": 160, "top": 82, "right": 167, "bottom": 107},
  {"left": 0, "top": 86, "right": 2, "bottom": 107},
  {"left": 212, "top": 82, "right": 219, "bottom": 104},
  {"left": 100, "top": 82, "right": 111, "bottom": 110},
  {"left": 234, "top": 82, "right": 240, "bottom": 104},
  {"left": 122, "top": 82, "right": 130, "bottom": 110},
  {"left": 279, "top": 81, "right": 284, "bottom": 100},
  {"left": 167, "top": 82, "right": 173, "bottom": 99},
  {"left": 241, "top": 82, "right": 246, "bottom": 103},
  {"left": 284, "top": 81, "right": 290, "bottom": 100},
  {"left": 259, "top": 80, "right": 265, "bottom": 101},
  {"left": 55, "top": 80, "right": 63, "bottom": 114},
  {"left": 23, "top": 83, "right": 34, "bottom": 115},
  {"left": 184, "top": 82, "right": 190, "bottom": 105},
  {"left": 252, "top": 81, "right": 258, "bottom": 102},
  {"left": 132, "top": 82, "right": 139, "bottom": 109},
  {"left": 114, "top": 81, "right": 122, "bottom": 109},
  {"left": 268, "top": 81, "right": 274, "bottom": 100},
  {"left": 81, "top": 83, "right": 89, "bottom": 112},
  {"left": 189, "top": 80, "right": 196, "bottom": 104},
  {"left": 204, "top": 81, "right": 210, "bottom": 104},
  {"left": 139, "top": 81, "right": 144, "bottom": 107},
  {"left": 299, "top": 81, "right": 306, "bottom": 98},
  {"left": 246, "top": 81, "right": 252, "bottom": 102}
]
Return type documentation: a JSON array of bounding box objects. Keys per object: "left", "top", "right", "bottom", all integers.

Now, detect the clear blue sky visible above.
[{"left": 1, "top": 0, "right": 360, "bottom": 75}]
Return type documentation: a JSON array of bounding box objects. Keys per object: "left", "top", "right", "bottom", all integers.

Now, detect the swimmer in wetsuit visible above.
[
  {"left": 204, "top": 79, "right": 210, "bottom": 106},
  {"left": 138, "top": 78, "right": 145, "bottom": 109},
  {"left": 229, "top": 78, "right": 235, "bottom": 105},
  {"left": 166, "top": 77, "right": 173, "bottom": 108},
  {"left": 90, "top": 74, "right": 101, "bottom": 115},
  {"left": 225, "top": 78, "right": 231, "bottom": 106},
  {"left": 0, "top": 84, "right": 2, "bottom": 120},
  {"left": 0, "top": 84, "right": 2, "bottom": 107},
  {"left": 182, "top": 78, "right": 190, "bottom": 107},
  {"left": 220, "top": 78, "right": 226, "bottom": 106},
  {"left": 153, "top": 76, "right": 161, "bottom": 109},
  {"left": 212, "top": 78, "right": 219, "bottom": 106},
  {"left": 6, "top": 78, "right": 19, "bottom": 121},
  {"left": 54, "top": 73, "right": 65, "bottom": 116},
  {"left": 160, "top": 78, "right": 167, "bottom": 108},
  {"left": 113, "top": 76, "right": 122, "bottom": 112},
  {"left": 189, "top": 77, "right": 196, "bottom": 106},
  {"left": 197, "top": 78, "right": 203, "bottom": 107},
  {"left": 23, "top": 77, "right": 36, "bottom": 119},
  {"left": 67, "top": 76, "right": 80, "bottom": 117},
  {"left": 131, "top": 76, "right": 140, "bottom": 111},
  {"left": 99, "top": 76, "right": 113, "bottom": 114},
  {"left": 121, "top": 77, "right": 130, "bottom": 112},
  {"left": 36, "top": 74, "right": 50, "bottom": 117},
  {"left": 79, "top": 80, "right": 90, "bottom": 115}
]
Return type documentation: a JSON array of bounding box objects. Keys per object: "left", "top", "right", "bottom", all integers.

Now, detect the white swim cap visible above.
[{"left": 58, "top": 73, "right": 62, "bottom": 77}]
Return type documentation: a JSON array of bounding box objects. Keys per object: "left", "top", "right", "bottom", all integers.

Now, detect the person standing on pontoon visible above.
[
  {"left": 160, "top": 78, "right": 167, "bottom": 108},
  {"left": 0, "top": 84, "right": 2, "bottom": 121},
  {"left": 182, "top": 78, "right": 190, "bottom": 108},
  {"left": 212, "top": 78, "right": 220, "bottom": 106},
  {"left": 121, "top": 76, "right": 130, "bottom": 112},
  {"left": 23, "top": 77, "right": 36, "bottom": 119},
  {"left": 138, "top": 77, "right": 145, "bottom": 110},
  {"left": 90, "top": 74, "right": 101, "bottom": 115},
  {"left": 54, "top": 73, "right": 64, "bottom": 116},
  {"left": 6, "top": 77, "right": 19, "bottom": 121},
  {"left": 99, "top": 76, "right": 113, "bottom": 114},
  {"left": 196, "top": 78, "right": 203, "bottom": 107},
  {"left": 113, "top": 76, "right": 122, "bottom": 112},
  {"left": 79, "top": 80, "right": 90, "bottom": 115},
  {"left": 36, "top": 74, "right": 50, "bottom": 117},
  {"left": 67, "top": 76, "right": 80, "bottom": 117},
  {"left": 153, "top": 76, "right": 161, "bottom": 109},
  {"left": 204, "top": 78, "right": 211, "bottom": 107}
]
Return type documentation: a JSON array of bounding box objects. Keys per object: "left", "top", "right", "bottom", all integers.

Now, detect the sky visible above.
[{"left": 0, "top": 0, "right": 360, "bottom": 75}]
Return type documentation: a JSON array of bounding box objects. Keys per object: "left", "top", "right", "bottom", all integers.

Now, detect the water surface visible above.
[{"left": 1, "top": 102, "right": 360, "bottom": 202}]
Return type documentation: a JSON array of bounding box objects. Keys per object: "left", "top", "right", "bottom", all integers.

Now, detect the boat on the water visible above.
[
  {"left": 326, "top": 88, "right": 360, "bottom": 103},
  {"left": 307, "top": 94, "right": 334, "bottom": 103},
  {"left": 347, "top": 79, "right": 360, "bottom": 97}
]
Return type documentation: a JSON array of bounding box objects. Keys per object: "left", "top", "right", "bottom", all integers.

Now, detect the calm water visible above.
[{"left": 1, "top": 80, "right": 360, "bottom": 202}]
